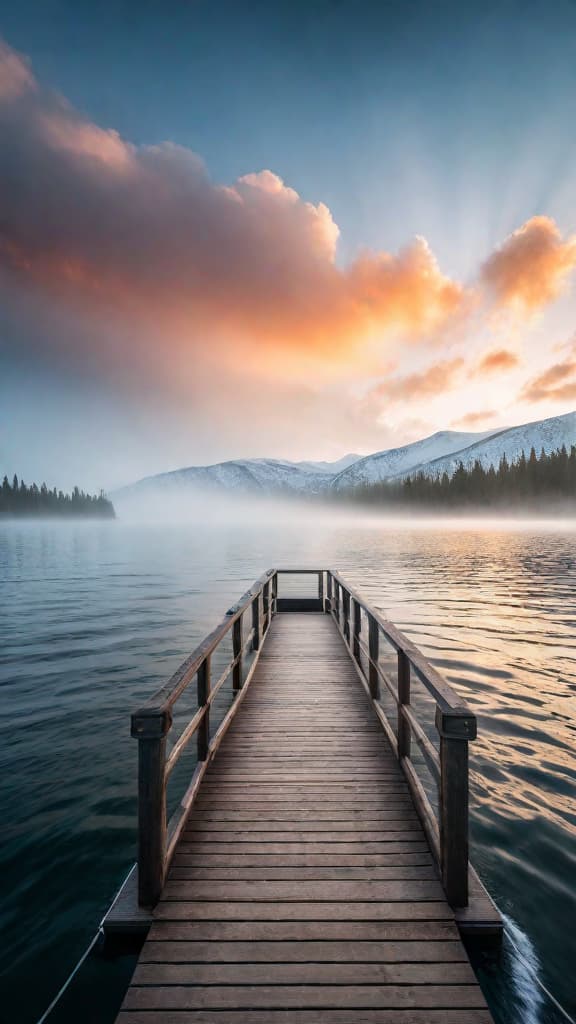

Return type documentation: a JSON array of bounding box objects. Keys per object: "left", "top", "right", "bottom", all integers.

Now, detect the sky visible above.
[{"left": 1, "top": 0, "right": 576, "bottom": 491}]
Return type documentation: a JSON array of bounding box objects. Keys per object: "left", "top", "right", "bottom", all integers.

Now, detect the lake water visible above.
[{"left": 1, "top": 510, "right": 575, "bottom": 1023}]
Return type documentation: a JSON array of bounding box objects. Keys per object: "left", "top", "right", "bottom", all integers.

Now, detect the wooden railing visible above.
[
  {"left": 131, "top": 569, "right": 278, "bottom": 907},
  {"left": 325, "top": 569, "right": 476, "bottom": 908},
  {"left": 131, "top": 567, "right": 476, "bottom": 909}
]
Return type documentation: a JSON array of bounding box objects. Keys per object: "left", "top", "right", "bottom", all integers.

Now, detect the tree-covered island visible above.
[{"left": 0, "top": 475, "right": 115, "bottom": 519}]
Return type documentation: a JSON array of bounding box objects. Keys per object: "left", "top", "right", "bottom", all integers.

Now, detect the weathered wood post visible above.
[
  {"left": 334, "top": 580, "right": 340, "bottom": 623},
  {"left": 326, "top": 572, "right": 333, "bottom": 614},
  {"left": 131, "top": 705, "right": 172, "bottom": 907},
  {"left": 271, "top": 573, "right": 278, "bottom": 617},
  {"left": 197, "top": 655, "right": 211, "bottom": 761},
  {"left": 368, "top": 613, "right": 379, "bottom": 698},
  {"left": 435, "top": 707, "right": 476, "bottom": 907},
  {"left": 352, "top": 599, "right": 361, "bottom": 662},
  {"left": 251, "top": 593, "right": 260, "bottom": 651},
  {"left": 397, "top": 650, "right": 411, "bottom": 758},
  {"left": 318, "top": 571, "right": 324, "bottom": 609},
  {"left": 342, "top": 588, "right": 351, "bottom": 644},
  {"left": 263, "top": 580, "right": 270, "bottom": 633},
  {"left": 232, "top": 612, "right": 242, "bottom": 691}
]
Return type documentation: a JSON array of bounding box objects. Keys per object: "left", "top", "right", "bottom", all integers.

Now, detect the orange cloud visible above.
[
  {"left": 481, "top": 216, "right": 576, "bottom": 314},
  {"left": 368, "top": 357, "right": 465, "bottom": 404},
  {"left": 452, "top": 410, "right": 497, "bottom": 427},
  {"left": 475, "top": 348, "right": 519, "bottom": 374},
  {"left": 1, "top": 36, "right": 575, "bottom": 406},
  {"left": 520, "top": 358, "right": 576, "bottom": 403},
  {"left": 0, "top": 41, "right": 472, "bottom": 378}
]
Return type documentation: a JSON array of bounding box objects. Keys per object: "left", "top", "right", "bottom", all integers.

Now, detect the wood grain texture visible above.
[{"left": 117, "top": 613, "right": 492, "bottom": 1023}]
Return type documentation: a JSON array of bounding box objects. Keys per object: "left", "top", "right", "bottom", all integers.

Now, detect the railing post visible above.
[
  {"left": 397, "top": 650, "right": 411, "bottom": 759},
  {"left": 326, "top": 573, "right": 332, "bottom": 614},
  {"left": 233, "top": 612, "right": 242, "bottom": 691},
  {"left": 436, "top": 708, "right": 477, "bottom": 908},
  {"left": 352, "top": 599, "right": 361, "bottom": 662},
  {"left": 318, "top": 571, "right": 324, "bottom": 608},
  {"left": 343, "top": 588, "right": 351, "bottom": 644},
  {"left": 131, "top": 706, "right": 172, "bottom": 907},
  {"left": 368, "top": 614, "right": 379, "bottom": 699},
  {"left": 251, "top": 594, "right": 260, "bottom": 651},
  {"left": 263, "top": 580, "right": 270, "bottom": 633},
  {"left": 197, "top": 655, "right": 211, "bottom": 761},
  {"left": 334, "top": 580, "right": 340, "bottom": 623},
  {"left": 271, "top": 573, "right": 278, "bottom": 617}
]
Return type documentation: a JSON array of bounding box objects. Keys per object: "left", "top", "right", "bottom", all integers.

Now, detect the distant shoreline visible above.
[{"left": 0, "top": 511, "right": 116, "bottom": 521}]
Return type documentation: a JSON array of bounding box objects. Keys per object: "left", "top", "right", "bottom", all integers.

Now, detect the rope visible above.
[
  {"left": 33, "top": 864, "right": 136, "bottom": 1024},
  {"left": 34, "top": 928, "right": 103, "bottom": 1024},
  {"left": 503, "top": 923, "right": 576, "bottom": 1024}
]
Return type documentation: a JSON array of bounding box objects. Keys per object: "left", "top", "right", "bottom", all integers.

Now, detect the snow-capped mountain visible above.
[
  {"left": 114, "top": 411, "right": 576, "bottom": 502},
  {"left": 114, "top": 454, "right": 361, "bottom": 500},
  {"left": 396, "top": 410, "right": 576, "bottom": 482},
  {"left": 329, "top": 430, "right": 496, "bottom": 490},
  {"left": 294, "top": 454, "right": 361, "bottom": 474}
]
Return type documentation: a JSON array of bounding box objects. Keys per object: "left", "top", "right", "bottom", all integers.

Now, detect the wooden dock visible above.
[{"left": 108, "top": 569, "right": 501, "bottom": 1023}]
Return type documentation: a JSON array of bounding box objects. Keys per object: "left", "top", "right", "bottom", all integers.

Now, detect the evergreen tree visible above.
[{"left": 0, "top": 475, "right": 116, "bottom": 519}]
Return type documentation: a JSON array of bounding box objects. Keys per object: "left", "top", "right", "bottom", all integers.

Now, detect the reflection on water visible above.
[{"left": 0, "top": 513, "right": 575, "bottom": 1023}]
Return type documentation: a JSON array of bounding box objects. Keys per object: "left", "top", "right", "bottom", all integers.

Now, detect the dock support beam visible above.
[
  {"left": 368, "top": 614, "right": 379, "bottom": 698},
  {"left": 326, "top": 573, "right": 332, "bottom": 614},
  {"left": 436, "top": 709, "right": 476, "bottom": 908},
  {"left": 131, "top": 707, "right": 172, "bottom": 908},
  {"left": 352, "top": 599, "right": 361, "bottom": 662},
  {"left": 397, "top": 651, "right": 411, "bottom": 759},
  {"left": 197, "top": 656, "right": 211, "bottom": 761},
  {"left": 251, "top": 595, "right": 260, "bottom": 651},
  {"left": 232, "top": 615, "right": 242, "bottom": 691}
]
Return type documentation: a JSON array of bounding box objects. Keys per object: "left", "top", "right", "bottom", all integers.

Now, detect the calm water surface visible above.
[{"left": 1, "top": 513, "right": 575, "bottom": 1023}]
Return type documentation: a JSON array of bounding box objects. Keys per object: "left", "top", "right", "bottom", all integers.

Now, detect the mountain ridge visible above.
[{"left": 112, "top": 411, "right": 576, "bottom": 502}]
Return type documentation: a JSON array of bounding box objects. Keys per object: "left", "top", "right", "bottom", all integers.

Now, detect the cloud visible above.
[
  {"left": 0, "top": 40, "right": 472, "bottom": 379},
  {"left": 0, "top": 40, "right": 34, "bottom": 100},
  {"left": 475, "top": 348, "right": 520, "bottom": 375},
  {"left": 480, "top": 216, "right": 576, "bottom": 314},
  {"left": 367, "top": 357, "right": 465, "bottom": 404},
  {"left": 452, "top": 410, "right": 497, "bottom": 427},
  {"left": 520, "top": 357, "right": 576, "bottom": 403}
]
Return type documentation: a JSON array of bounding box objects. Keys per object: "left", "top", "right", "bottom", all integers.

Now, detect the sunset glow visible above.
[{"left": 1, "top": 5, "right": 576, "bottom": 489}]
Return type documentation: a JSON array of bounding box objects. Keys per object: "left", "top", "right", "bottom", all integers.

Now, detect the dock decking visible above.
[{"left": 115, "top": 592, "right": 497, "bottom": 1023}]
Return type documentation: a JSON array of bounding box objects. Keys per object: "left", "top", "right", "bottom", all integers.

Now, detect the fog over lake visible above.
[{"left": 1, "top": 509, "right": 575, "bottom": 1023}]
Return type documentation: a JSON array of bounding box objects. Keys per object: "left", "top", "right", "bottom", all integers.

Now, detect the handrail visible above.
[
  {"left": 130, "top": 568, "right": 277, "bottom": 907},
  {"left": 130, "top": 566, "right": 477, "bottom": 910},
  {"left": 329, "top": 570, "right": 473, "bottom": 719},
  {"left": 134, "top": 570, "right": 274, "bottom": 717},
  {"left": 326, "top": 568, "right": 476, "bottom": 908}
]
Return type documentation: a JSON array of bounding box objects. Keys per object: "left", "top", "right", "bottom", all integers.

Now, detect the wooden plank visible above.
[
  {"left": 117, "top": 1011, "right": 494, "bottom": 1019},
  {"left": 122, "top": 985, "right": 488, "bottom": 1010},
  {"left": 153, "top": 901, "right": 454, "bottom": 921},
  {"left": 139, "top": 939, "right": 467, "bottom": 962},
  {"left": 168, "top": 866, "right": 438, "bottom": 881},
  {"left": 171, "top": 852, "right": 433, "bottom": 866},
  {"left": 132, "top": 962, "right": 476, "bottom": 985},
  {"left": 147, "top": 920, "right": 461, "bottom": 941},
  {"left": 160, "top": 880, "right": 445, "bottom": 901},
  {"left": 118, "top": 1011, "right": 494, "bottom": 1024}
]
